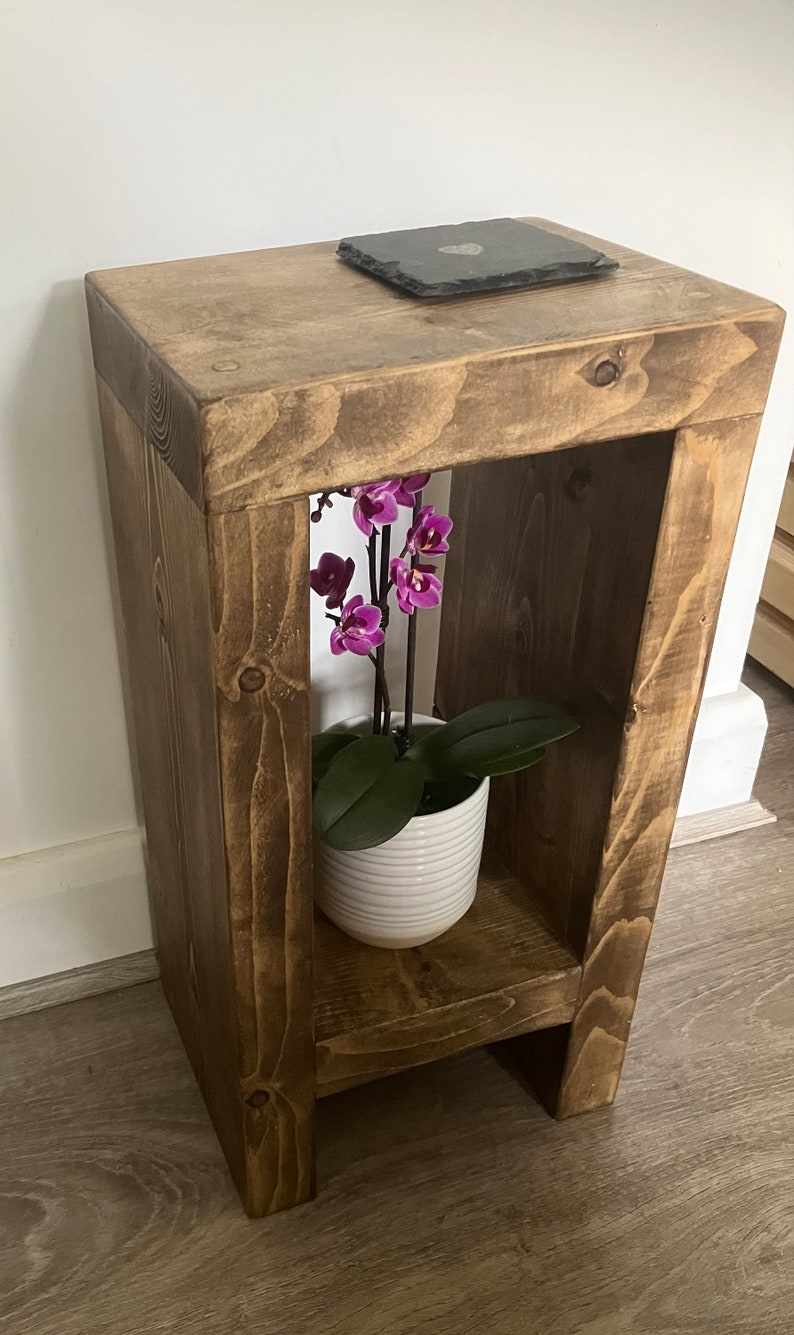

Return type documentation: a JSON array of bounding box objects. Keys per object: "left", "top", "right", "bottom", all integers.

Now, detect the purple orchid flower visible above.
[
  {"left": 310, "top": 552, "right": 355, "bottom": 609},
  {"left": 406, "top": 504, "right": 453, "bottom": 557},
  {"left": 330, "top": 595, "right": 385, "bottom": 656},
  {"left": 350, "top": 481, "right": 400, "bottom": 536},
  {"left": 393, "top": 474, "right": 431, "bottom": 507},
  {"left": 390, "top": 558, "right": 442, "bottom": 615}
]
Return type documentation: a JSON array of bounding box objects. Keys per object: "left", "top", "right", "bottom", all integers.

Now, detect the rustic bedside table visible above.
[{"left": 86, "top": 220, "right": 783, "bottom": 1216}]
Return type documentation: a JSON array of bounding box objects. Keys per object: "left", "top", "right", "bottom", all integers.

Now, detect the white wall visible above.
[{"left": 1, "top": 0, "right": 792, "bottom": 983}]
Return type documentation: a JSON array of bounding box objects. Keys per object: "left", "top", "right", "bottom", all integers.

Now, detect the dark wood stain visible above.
[
  {"left": 207, "top": 501, "right": 316, "bottom": 1215},
  {"left": 96, "top": 376, "right": 243, "bottom": 1190},
  {"left": 314, "top": 855, "right": 581, "bottom": 1097}
]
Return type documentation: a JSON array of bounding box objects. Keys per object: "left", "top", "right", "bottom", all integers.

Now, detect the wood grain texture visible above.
[
  {"left": 85, "top": 220, "right": 784, "bottom": 513},
  {"left": 750, "top": 600, "right": 794, "bottom": 688},
  {"left": 759, "top": 530, "right": 794, "bottom": 620},
  {"left": 436, "top": 433, "right": 674, "bottom": 957},
  {"left": 87, "top": 218, "right": 780, "bottom": 404},
  {"left": 437, "top": 417, "right": 761, "bottom": 1117},
  {"left": 98, "top": 378, "right": 315, "bottom": 1218},
  {"left": 197, "top": 317, "right": 780, "bottom": 510},
  {"left": 87, "top": 222, "right": 784, "bottom": 1217},
  {"left": 314, "top": 856, "right": 581, "bottom": 1096},
  {"left": 750, "top": 454, "right": 793, "bottom": 686},
  {"left": 552, "top": 414, "right": 763, "bottom": 1116},
  {"left": 97, "top": 376, "right": 243, "bottom": 1186},
  {"left": 1, "top": 661, "right": 791, "bottom": 1334},
  {"left": 775, "top": 463, "right": 794, "bottom": 536},
  {"left": 87, "top": 288, "right": 203, "bottom": 506},
  {"left": 207, "top": 500, "right": 316, "bottom": 1215}
]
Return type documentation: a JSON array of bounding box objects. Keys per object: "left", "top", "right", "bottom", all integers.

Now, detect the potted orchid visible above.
[{"left": 310, "top": 473, "right": 578, "bottom": 949}]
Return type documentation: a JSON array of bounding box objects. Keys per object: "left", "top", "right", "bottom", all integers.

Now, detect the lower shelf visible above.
[{"left": 313, "top": 855, "right": 581, "bottom": 1097}]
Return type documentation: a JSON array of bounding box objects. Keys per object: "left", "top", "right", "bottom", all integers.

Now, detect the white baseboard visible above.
[
  {"left": 671, "top": 798, "right": 775, "bottom": 848},
  {"left": 0, "top": 828, "right": 151, "bottom": 989},
  {"left": 0, "top": 948, "right": 159, "bottom": 1021},
  {"left": 0, "top": 683, "right": 771, "bottom": 1009},
  {"left": 677, "top": 684, "right": 768, "bottom": 818}
]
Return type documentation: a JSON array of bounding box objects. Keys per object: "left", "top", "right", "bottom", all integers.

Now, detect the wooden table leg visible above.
[
  {"left": 99, "top": 371, "right": 315, "bottom": 1216},
  {"left": 436, "top": 415, "right": 761, "bottom": 1118},
  {"left": 548, "top": 414, "right": 762, "bottom": 1116},
  {"left": 208, "top": 501, "right": 316, "bottom": 1214},
  {"left": 515, "top": 415, "right": 762, "bottom": 1116}
]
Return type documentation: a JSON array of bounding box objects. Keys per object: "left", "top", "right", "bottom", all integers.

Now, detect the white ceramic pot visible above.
[{"left": 316, "top": 714, "right": 489, "bottom": 949}]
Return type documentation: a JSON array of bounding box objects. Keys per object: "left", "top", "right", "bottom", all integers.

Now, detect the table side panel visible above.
[
  {"left": 95, "top": 376, "right": 244, "bottom": 1189},
  {"left": 553, "top": 414, "right": 763, "bottom": 1115},
  {"left": 435, "top": 433, "right": 675, "bottom": 959}
]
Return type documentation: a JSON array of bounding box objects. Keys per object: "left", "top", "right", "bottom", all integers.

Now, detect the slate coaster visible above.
[{"left": 337, "top": 218, "right": 618, "bottom": 298}]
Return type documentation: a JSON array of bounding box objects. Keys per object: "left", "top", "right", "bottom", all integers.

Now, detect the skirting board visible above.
[
  {"left": 0, "top": 948, "right": 159, "bottom": 1022},
  {"left": 678, "top": 684, "right": 768, "bottom": 817},
  {"left": 0, "top": 680, "right": 777, "bottom": 1020},
  {"left": 0, "top": 827, "right": 152, "bottom": 989},
  {"left": 0, "top": 801, "right": 777, "bottom": 1022},
  {"left": 670, "top": 798, "right": 776, "bottom": 848}
]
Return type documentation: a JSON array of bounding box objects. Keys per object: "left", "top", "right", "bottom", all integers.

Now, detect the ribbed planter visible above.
[{"left": 316, "top": 714, "right": 489, "bottom": 949}]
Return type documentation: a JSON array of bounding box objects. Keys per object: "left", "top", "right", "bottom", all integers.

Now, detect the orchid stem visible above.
[
  {"left": 375, "top": 524, "right": 392, "bottom": 735},
  {"left": 403, "top": 491, "right": 423, "bottom": 737},
  {"left": 369, "top": 533, "right": 383, "bottom": 732},
  {"left": 370, "top": 527, "right": 391, "bottom": 735},
  {"left": 370, "top": 651, "right": 390, "bottom": 734},
  {"left": 372, "top": 655, "right": 383, "bottom": 735},
  {"left": 367, "top": 534, "right": 378, "bottom": 604},
  {"left": 379, "top": 525, "right": 392, "bottom": 606}
]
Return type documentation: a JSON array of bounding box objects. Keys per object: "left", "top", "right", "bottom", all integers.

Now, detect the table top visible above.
[
  {"left": 87, "top": 218, "right": 779, "bottom": 408},
  {"left": 86, "top": 220, "right": 784, "bottom": 511}
]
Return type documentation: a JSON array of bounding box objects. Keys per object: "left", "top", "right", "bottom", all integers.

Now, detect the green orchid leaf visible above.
[
  {"left": 313, "top": 736, "right": 425, "bottom": 850},
  {"left": 464, "top": 743, "right": 546, "bottom": 779},
  {"left": 410, "top": 698, "right": 578, "bottom": 779},
  {"left": 311, "top": 732, "right": 359, "bottom": 787}
]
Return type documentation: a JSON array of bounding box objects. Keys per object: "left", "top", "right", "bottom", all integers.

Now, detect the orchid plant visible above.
[{"left": 310, "top": 474, "right": 578, "bottom": 850}]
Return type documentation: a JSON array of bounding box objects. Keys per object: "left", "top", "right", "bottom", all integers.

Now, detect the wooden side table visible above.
[{"left": 86, "top": 221, "right": 783, "bottom": 1216}]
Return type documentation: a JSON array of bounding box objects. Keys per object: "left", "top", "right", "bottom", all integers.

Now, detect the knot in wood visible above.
[
  {"left": 563, "top": 463, "right": 592, "bottom": 501},
  {"left": 239, "top": 667, "right": 265, "bottom": 693},
  {"left": 594, "top": 359, "right": 620, "bottom": 387},
  {"left": 246, "top": 1089, "right": 271, "bottom": 1108}
]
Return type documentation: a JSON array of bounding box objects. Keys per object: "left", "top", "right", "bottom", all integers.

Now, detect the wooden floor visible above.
[{"left": 1, "top": 662, "right": 791, "bottom": 1335}]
